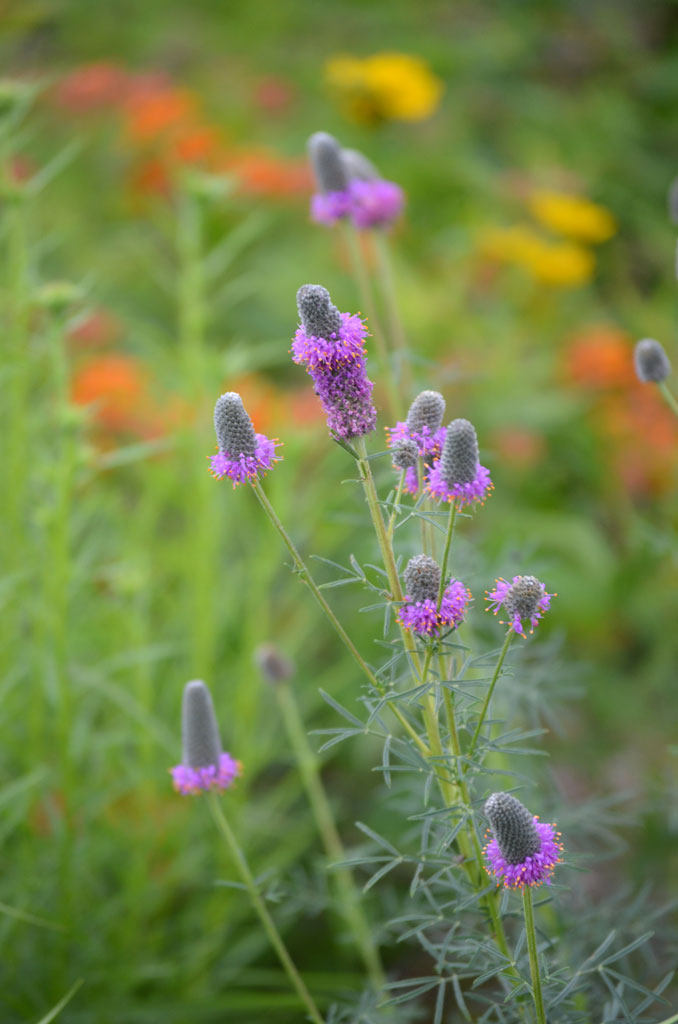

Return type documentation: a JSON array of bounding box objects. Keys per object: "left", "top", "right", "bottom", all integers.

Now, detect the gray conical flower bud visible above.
[
  {"left": 440, "top": 418, "right": 478, "bottom": 486},
  {"left": 503, "top": 576, "right": 546, "bottom": 623},
  {"left": 404, "top": 554, "right": 441, "bottom": 604},
  {"left": 254, "top": 643, "right": 295, "bottom": 685},
  {"left": 392, "top": 438, "right": 419, "bottom": 470},
  {"left": 297, "top": 284, "right": 343, "bottom": 339},
  {"left": 182, "top": 680, "right": 223, "bottom": 769},
  {"left": 484, "top": 792, "right": 540, "bottom": 865},
  {"left": 341, "top": 148, "right": 380, "bottom": 182},
  {"left": 307, "top": 132, "right": 349, "bottom": 194},
  {"left": 634, "top": 338, "right": 672, "bottom": 383},
  {"left": 214, "top": 392, "right": 257, "bottom": 457},
  {"left": 406, "top": 391, "right": 446, "bottom": 436}
]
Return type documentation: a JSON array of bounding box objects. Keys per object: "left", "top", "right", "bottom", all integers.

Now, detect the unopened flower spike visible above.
[
  {"left": 428, "top": 417, "right": 493, "bottom": 508},
  {"left": 170, "top": 680, "right": 241, "bottom": 795},
  {"left": 254, "top": 643, "right": 295, "bottom": 685},
  {"left": 397, "top": 554, "right": 470, "bottom": 637},
  {"left": 341, "top": 146, "right": 404, "bottom": 230},
  {"left": 292, "top": 284, "right": 377, "bottom": 440},
  {"left": 386, "top": 390, "right": 446, "bottom": 495},
  {"left": 483, "top": 792, "right": 563, "bottom": 889},
  {"left": 485, "top": 574, "right": 554, "bottom": 637},
  {"left": 209, "top": 392, "right": 281, "bottom": 487},
  {"left": 308, "top": 131, "right": 353, "bottom": 227},
  {"left": 633, "top": 338, "right": 672, "bottom": 384}
]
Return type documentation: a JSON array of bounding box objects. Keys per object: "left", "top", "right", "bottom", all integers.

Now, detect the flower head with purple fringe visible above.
[
  {"left": 485, "top": 575, "right": 554, "bottom": 637},
  {"left": 293, "top": 285, "right": 377, "bottom": 440},
  {"left": 387, "top": 391, "right": 447, "bottom": 495},
  {"left": 427, "top": 417, "right": 493, "bottom": 509},
  {"left": 349, "top": 179, "right": 404, "bottom": 230},
  {"left": 483, "top": 792, "right": 563, "bottom": 889},
  {"left": 208, "top": 392, "right": 281, "bottom": 487},
  {"left": 398, "top": 578, "right": 471, "bottom": 637},
  {"left": 171, "top": 753, "right": 241, "bottom": 795},
  {"left": 171, "top": 680, "right": 242, "bottom": 796}
]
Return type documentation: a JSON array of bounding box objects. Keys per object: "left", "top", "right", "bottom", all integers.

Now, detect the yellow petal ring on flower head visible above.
[
  {"left": 325, "top": 52, "right": 443, "bottom": 124},
  {"left": 528, "top": 190, "right": 617, "bottom": 244}
]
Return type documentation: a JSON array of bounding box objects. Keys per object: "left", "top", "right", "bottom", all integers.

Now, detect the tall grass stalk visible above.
[{"left": 371, "top": 231, "right": 412, "bottom": 399}]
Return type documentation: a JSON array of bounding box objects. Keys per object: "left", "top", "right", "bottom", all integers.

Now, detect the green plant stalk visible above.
[
  {"left": 251, "top": 479, "right": 429, "bottom": 756},
  {"left": 354, "top": 444, "right": 519, "bottom": 984},
  {"left": 466, "top": 629, "right": 514, "bottom": 763},
  {"left": 207, "top": 793, "right": 325, "bottom": 1024},
  {"left": 274, "top": 682, "right": 386, "bottom": 992},
  {"left": 177, "top": 189, "right": 214, "bottom": 680},
  {"left": 437, "top": 500, "right": 457, "bottom": 608},
  {"left": 371, "top": 230, "right": 412, "bottom": 398},
  {"left": 523, "top": 886, "right": 547, "bottom": 1024},
  {"left": 386, "top": 469, "right": 406, "bottom": 543},
  {"left": 341, "top": 222, "right": 400, "bottom": 421},
  {"left": 658, "top": 380, "right": 678, "bottom": 418}
]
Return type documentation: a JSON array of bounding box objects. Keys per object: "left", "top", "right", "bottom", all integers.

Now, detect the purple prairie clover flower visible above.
[
  {"left": 396, "top": 554, "right": 471, "bottom": 637},
  {"left": 633, "top": 338, "right": 672, "bottom": 383},
  {"left": 386, "top": 391, "right": 447, "bottom": 495},
  {"left": 349, "top": 179, "right": 404, "bottom": 230},
  {"left": 308, "top": 132, "right": 352, "bottom": 227},
  {"left": 292, "top": 284, "right": 377, "bottom": 440},
  {"left": 485, "top": 574, "right": 554, "bottom": 637},
  {"left": 483, "top": 792, "right": 563, "bottom": 889},
  {"left": 209, "top": 392, "right": 281, "bottom": 487},
  {"left": 170, "top": 680, "right": 241, "bottom": 796},
  {"left": 428, "top": 418, "right": 493, "bottom": 508}
]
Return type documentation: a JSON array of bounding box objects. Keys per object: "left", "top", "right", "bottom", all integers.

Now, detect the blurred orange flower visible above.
[
  {"left": 123, "top": 87, "right": 198, "bottom": 144},
  {"left": 566, "top": 325, "right": 635, "bottom": 389},
  {"left": 68, "top": 308, "right": 121, "bottom": 350},
  {"left": 224, "top": 150, "right": 311, "bottom": 197},
  {"left": 72, "top": 354, "right": 172, "bottom": 439},
  {"left": 52, "top": 62, "right": 128, "bottom": 113}
]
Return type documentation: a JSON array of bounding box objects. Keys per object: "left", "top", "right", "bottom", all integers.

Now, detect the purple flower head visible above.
[
  {"left": 349, "top": 179, "right": 405, "bottom": 230},
  {"left": 483, "top": 792, "right": 563, "bottom": 889},
  {"left": 292, "top": 284, "right": 377, "bottom": 440},
  {"left": 634, "top": 338, "right": 671, "bottom": 383},
  {"left": 396, "top": 554, "right": 470, "bottom": 637},
  {"left": 391, "top": 438, "right": 419, "bottom": 470},
  {"left": 170, "top": 680, "right": 241, "bottom": 796},
  {"left": 485, "top": 574, "right": 554, "bottom": 637},
  {"left": 209, "top": 392, "right": 281, "bottom": 487},
  {"left": 341, "top": 148, "right": 381, "bottom": 182},
  {"left": 428, "top": 418, "right": 492, "bottom": 508},
  {"left": 386, "top": 391, "right": 446, "bottom": 494},
  {"left": 308, "top": 132, "right": 352, "bottom": 226}
]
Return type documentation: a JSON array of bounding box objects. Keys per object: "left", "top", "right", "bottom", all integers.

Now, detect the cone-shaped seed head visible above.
[
  {"left": 406, "top": 391, "right": 446, "bottom": 435},
  {"left": 393, "top": 438, "right": 419, "bottom": 469},
  {"left": 307, "top": 132, "right": 349, "bottom": 193},
  {"left": 503, "top": 576, "right": 546, "bottom": 622},
  {"left": 182, "top": 680, "right": 223, "bottom": 769},
  {"left": 485, "top": 792, "right": 540, "bottom": 865},
  {"left": 341, "top": 147, "right": 380, "bottom": 182},
  {"left": 214, "top": 392, "right": 257, "bottom": 457},
  {"left": 297, "top": 284, "right": 343, "bottom": 339},
  {"left": 254, "top": 643, "right": 295, "bottom": 684},
  {"left": 404, "top": 554, "right": 441, "bottom": 604},
  {"left": 440, "top": 418, "right": 478, "bottom": 486},
  {"left": 634, "top": 338, "right": 672, "bottom": 383}
]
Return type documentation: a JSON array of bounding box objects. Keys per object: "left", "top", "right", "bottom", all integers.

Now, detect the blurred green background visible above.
[{"left": 1, "top": 1, "right": 677, "bottom": 1020}]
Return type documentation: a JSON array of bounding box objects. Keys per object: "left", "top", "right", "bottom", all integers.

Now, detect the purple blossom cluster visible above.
[
  {"left": 397, "top": 578, "right": 471, "bottom": 637},
  {"left": 485, "top": 575, "right": 554, "bottom": 637},
  {"left": 171, "top": 752, "right": 241, "bottom": 796},
  {"left": 484, "top": 818, "right": 563, "bottom": 890},
  {"left": 307, "top": 131, "right": 404, "bottom": 230},
  {"left": 427, "top": 460, "right": 493, "bottom": 508},
  {"left": 292, "top": 286, "right": 377, "bottom": 440},
  {"left": 208, "top": 392, "right": 281, "bottom": 487},
  {"left": 209, "top": 436, "right": 280, "bottom": 487},
  {"left": 386, "top": 419, "right": 446, "bottom": 495}
]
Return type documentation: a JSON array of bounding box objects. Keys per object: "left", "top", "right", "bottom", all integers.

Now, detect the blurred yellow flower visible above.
[
  {"left": 479, "top": 225, "right": 595, "bottom": 287},
  {"left": 325, "top": 53, "right": 443, "bottom": 124},
  {"left": 528, "top": 190, "right": 616, "bottom": 243}
]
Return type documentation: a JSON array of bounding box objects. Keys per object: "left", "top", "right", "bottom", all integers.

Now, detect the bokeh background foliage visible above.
[{"left": 1, "top": 0, "right": 677, "bottom": 1020}]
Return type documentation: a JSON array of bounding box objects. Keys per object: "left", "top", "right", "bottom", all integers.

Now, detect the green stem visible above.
[
  {"left": 386, "top": 469, "right": 406, "bottom": 543},
  {"left": 371, "top": 231, "right": 412, "bottom": 398},
  {"left": 437, "top": 500, "right": 457, "bottom": 609},
  {"left": 251, "top": 480, "right": 429, "bottom": 756},
  {"left": 341, "top": 222, "right": 399, "bottom": 421},
  {"left": 275, "top": 683, "right": 385, "bottom": 992},
  {"left": 207, "top": 794, "right": 325, "bottom": 1024},
  {"left": 466, "top": 630, "right": 513, "bottom": 762},
  {"left": 523, "top": 887, "right": 547, "bottom": 1024},
  {"left": 658, "top": 380, "right": 678, "bottom": 419}
]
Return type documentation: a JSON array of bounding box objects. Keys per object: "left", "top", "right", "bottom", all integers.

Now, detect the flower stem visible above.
[
  {"left": 274, "top": 682, "right": 386, "bottom": 992},
  {"left": 341, "top": 222, "right": 400, "bottom": 421},
  {"left": 522, "top": 886, "right": 547, "bottom": 1024},
  {"left": 207, "top": 793, "right": 325, "bottom": 1024},
  {"left": 658, "top": 380, "right": 678, "bottom": 418},
  {"left": 251, "top": 479, "right": 429, "bottom": 755},
  {"left": 386, "top": 469, "right": 406, "bottom": 543},
  {"left": 466, "top": 630, "right": 514, "bottom": 762},
  {"left": 437, "top": 500, "right": 457, "bottom": 610},
  {"left": 371, "top": 230, "right": 412, "bottom": 399}
]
